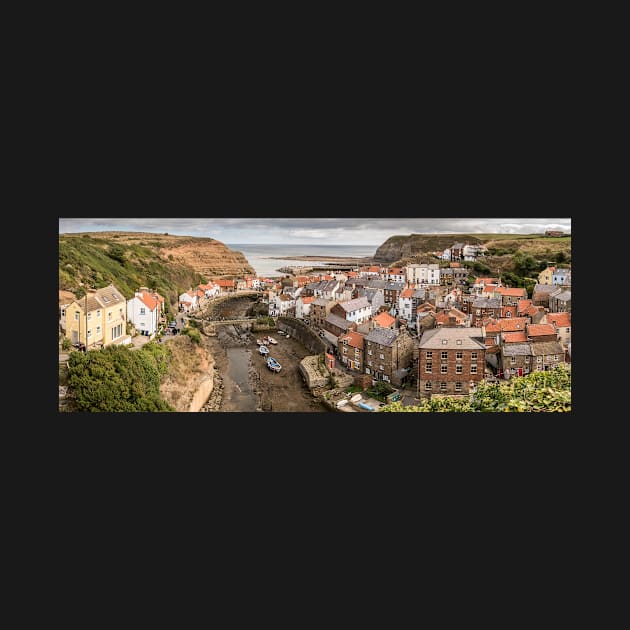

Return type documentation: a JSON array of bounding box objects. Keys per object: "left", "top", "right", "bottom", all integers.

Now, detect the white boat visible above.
[
  {"left": 267, "top": 337, "right": 277, "bottom": 345},
  {"left": 350, "top": 394, "right": 363, "bottom": 403},
  {"left": 256, "top": 338, "right": 264, "bottom": 345},
  {"left": 267, "top": 357, "right": 281, "bottom": 372},
  {"left": 259, "top": 345, "right": 269, "bottom": 355},
  {"left": 337, "top": 399, "right": 348, "bottom": 408}
]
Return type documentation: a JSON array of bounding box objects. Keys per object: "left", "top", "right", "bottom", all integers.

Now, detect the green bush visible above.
[
  {"left": 181, "top": 327, "right": 202, "bottom": 345},
  {"left": 62, "top": 337, "right": 72, "bottom": 351},
  {"left": 67, "top": 344, "right": 173, "bottom": 412},
  {"left": 379, "top": 365, "right": 571, "bottom": 412},
  {"left": 366, "top": 381, "right": 395, "bottom": 402}
]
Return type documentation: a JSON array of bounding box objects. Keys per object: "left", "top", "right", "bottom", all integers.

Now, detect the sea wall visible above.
[{"left": 277, "top": 316, "right": 327, "bottom": 355}]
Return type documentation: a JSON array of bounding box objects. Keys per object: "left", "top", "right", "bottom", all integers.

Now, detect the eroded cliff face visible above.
[
  {"left": 373, "top": 234, "right": 484, "bottom": 263},
  {"left": 160, "top": 239, "right": 253, "bottom": 278},
  {"left": 160, "top": 335, "right": 215, "bottom": 412}
]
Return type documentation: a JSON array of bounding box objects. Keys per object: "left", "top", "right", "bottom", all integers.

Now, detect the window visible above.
[
  {"left": 441, "top": 351, "right": 448, "bottom": 360},
  {"left": 355, "top": 348, "right": 360, "bottom": 355},
  {"left": 380, "top": 354, "right": 385, "bottom": 360},
  {"left": 442, "top": 339, "right": 447, "bottom": 345},
  {"left": 366, "top": 368, "right": 370, "bottom": 374},
  {"left": 470, "top": 364, "right": 477, "bottom": 374},
  {"left": 456, "top": 339, "right": 462, "bottom": 345},
  {"left": 425, "top": 363, "right": 432, "bottom": 374},
  {"left": 108, "top": 312, "right": 112, "bottom": 321},
  {"left": 87, "top": 329, "right": 92, "bottom": 337},
  {"left": 547, "top": 355, "right": 552, "bottom": 362},
  {"left": 456, "top": 351, "right": 463, "bottom": 360},
  {"left": 511, "top": 356, "right": 516, "bottom": 364},
  {"left": 441, "top": 365, "right": 448, "bottom": 374},
  {"left": 554, "top": 355, "right": 558, "bottom": 361},
  {"left": 88, "top": 312, "right": 92, "bottom": 320},
  {"left": 426, "top": 351, "right": 432, "bottom": 359},
  {"left": 440, "top": 382, "right": 446, "bottom": 391},
  {"left": 368, "top": 360, "right": 372, "bottom": 366},
  {"left": 140, "top": 307, "right": 146, "bottom": 315},
  {"left": 456, "top": 364, "right": 463, "bottom": 374},
  {"left": 566, "top": 327, "right": 570, "bottom": 333},
  {"left": 425, "top": 381, "right": 432, "bottom": 390},
  {"left": 506, "top": 311, "right": 512, "bottom": 318},
  {"left": 96, "top": 326, "right": 101, "bottom": 335},
  {"left": 343, "top": 347, "right": 347, "bottom": 354},
  {"left": 368, "top": 350, "right": 372, "bottom": 356},
  {"left": 74, "top": 312, "right": 79, "bottom": 321},
  {"left": 102, "top": 296, "right": 109, "bottom": 303},
  {"left": 455, "top": 381, "right": 462, "bottom": 392},
  {"left": 537, "top": 356, "right": 542, "bottom": 363},
  {"left": 379, "top": 365, "right": 384, "bottom": 371},
  {"left": 471, "top": 352, "right": 477, "bottom": 360}
]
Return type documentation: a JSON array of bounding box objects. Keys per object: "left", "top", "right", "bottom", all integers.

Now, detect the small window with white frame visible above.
[
  {"left": 425, "top": 363, "right": 432, "bottom": 373},
  {"left": 425, "top": 381, "right": 432, "bottom": 390},
  {"left": 455, "top": 381, "right": 462, "bottom": 392},
  {"left": 440, "top": 382, "right": 446, "bottom": 391},
  {"left": 471, "top": 352, "right": 478, "bottom": 360},
  {"left": 456, "top": 364, "right": 463, "bottom": 374},
  {"left": 441, "top": 365, "right": 448, "bottom": 374},
  {"left": 426, "top": 351, "right": 432, "bottom": 359},
  {"left": 470, "top": 364, "right": 477, "bottom": 374},
  {"left": 441, "top": 351, "right": 448, "bottom": 360},
  {"left": 456, "top": 351, "right": 463, "bottom": 360},
  {"left": 511, "top": 356, "right": 516, "bottom": 364}
]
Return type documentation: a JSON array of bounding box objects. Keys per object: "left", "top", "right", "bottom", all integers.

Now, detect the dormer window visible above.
[
  {"left": 456, "top": 339, "right": 462, "bottom": 345},
  {"left": 442, "top": 339, "right": 447, "bottom": 345}
]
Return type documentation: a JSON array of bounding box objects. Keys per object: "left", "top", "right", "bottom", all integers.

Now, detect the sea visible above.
[{"left": 225, "top": 243, "right": 378, "bottom": 278}]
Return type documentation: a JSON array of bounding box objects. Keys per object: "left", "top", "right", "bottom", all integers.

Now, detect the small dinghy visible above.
[
  {"left": 256, "top": 339, "right": 264, "bottom": 345},
  {"left": 267, "top": 337, "right": 277, "bottom": 345},
  {"left": 266, "top": 357, "right": 282, "bottom": 372},
  {"left": 259, "top": 345, "right": 269, "bottom": 356}
]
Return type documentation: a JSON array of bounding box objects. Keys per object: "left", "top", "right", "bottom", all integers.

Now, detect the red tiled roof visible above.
[
  {"left": 496, "top": 286, "right": 527, "bottom": 297},
  {"left": 525, "top": 305, "right": 541, "bottom": 318},
  {"left": 546, "top": 312, "right": 571, "bottom": 328},
  {"left": 373, "top": 312, "right": 395, "bottom": 328},
  {"left": 323, "top": 275, "right": 334, "bottom": 281},
  {"left": 502, "top": 306, "right": 517, "bottom": 318},
  {"left": 503, "top": 331, "right": 527, "bottom": 343},
  {"left": 498, "top": 317, "right": 529, "bottom": 332},
  {"left": 138, "top": 291, "right": 158, "bottom": 311},
  {"left": 400, "top": 288, "right": 414, "bottom": 298},
  {"left": 527, "top": 323, "right": 557, "bottom": 337},
  {"left": 301, "top": 296, "right": 316, "bottom": 304},
  {"left": 339, "top": 331, "right": 364, "bottom": 349},
  {"left": 483, "top": 285, "right": 496, "bottom": 293},
  {"left": 475, "top": 277, "right": 499, "bottom": 285},
  {"left": 517, "top": 299, "right": 533, "bottom": 313},
  {"left": 346, "top": 271, "right": 358, "bottom": 277},
  {"left": 483, "top": 318, "right": 501, "bottom": 333},
  {"left": 450, "top": 262, "right": 461, "bottom": 268},
  {"left": 215, "top": 279, "right": 235, "bottom": 287}
]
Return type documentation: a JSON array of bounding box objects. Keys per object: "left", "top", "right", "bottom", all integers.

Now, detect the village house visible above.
[
  {"left": 271, "top": 293, "right": 296, "bottom": 317},
  {"left": 530, "top": 340, "right": 565, "bottom": 372},
  {"left": 311, "top": 297, "right": 336, "bottom": 329},
  {"left": 372, "top": 311, "right": 396, "bottom": 330},
  {"left": 214, "top": 279, "right": 236, "bottom": 294},
  {"left": 416, "top": 304, "right": 437, "bottom": 334},
  {"left": 359, "top": 265, "right": 381, "bottom": 278},
  {"left": 323, "top": 313, "right": 356, "bottom": 339},
  {"left": 532, "top": 283, "right": 558, "bottom": 308},
  {"left": 127, "top": 288, "right": 165, "bottom": 337},
  {"left": 450, "top": 243, "right": 465, "bottom": 260},
  {"left": 405, "top": 264, "right": 440, "bottom": 286},
  {"left": 500, "top": 343, "right": 534, "bottom": 379},
  {"left": 544, "top": 311, "right": 571, "bottom": 348},
  {"left": 59, "top": 290, "right": 76, "bottom": 332},
  {"left": 549, "top": 289, "right": 571, "bottom": 313},
  {"left": 295, "top": 295, "right": 315, "bottom": 320},
  {"left": 362, "top": 287, "right": 386, "bottom": 317},
  {"left": 552, "top": 268, "right": 571, "bottom": 286},
  {"left": 417, "top": 327, "right": 486, "bottom": 399},
  {"left": 435, "top": 307, "right": 469, "bottom": 328},
  {"left": 178, "top": 289, "right": 198, "bottom": 312},
  {"left": 471, "top": 277, "right": 501, "bottom": 295},
  {"left": 537, "top": 266, "right": 556, "bottom": 285},
  {"left": 398, "top": 288, "right": 414, "bottom": 323},
  {"left": 469, "top": 297, "right": 502, "bottom": 326},
  {"left": 441, "top": 248, "right": 451, "bottom": 261},
  {"left": 364, "top": 326, "right": 414, "bottom": 385},
  {"left": 330, "top": 296, "right": 371, "bottom": 325},
  {"left": 64, "top": 284, "right": 129, "bottom": 350},
  {"left": 526, "top": 323, "right": 558, "bottom": 343},
  {"left": 338, "top": 331, "right": 365, "bottom": 373},
  {"left": 384, "top": 267, "right": 406, "bottom": 283},
  {"left": 383, "top": 282, "right": 406, "bottom": 313},
  {"left": 462, "top": 244, "right": 485, "bottom": 261},
  {"left": 199, "top": 282, "right": 220, "bottom": 298},
  {"left": 494, "top": 286, "right": 528, "bottom": 307}
]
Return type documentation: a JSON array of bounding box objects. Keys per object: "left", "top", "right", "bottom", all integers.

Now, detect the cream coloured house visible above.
[
  {"left": 537, "top": 266, "right": 556, "bottom": 285},
  {"left": 64, "top": 284, "right": 128, "bottom": 349}
]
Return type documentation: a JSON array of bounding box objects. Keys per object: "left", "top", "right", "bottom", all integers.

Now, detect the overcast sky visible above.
[{"left": 58, "top": 218, "right": 571, "bottom": 245}]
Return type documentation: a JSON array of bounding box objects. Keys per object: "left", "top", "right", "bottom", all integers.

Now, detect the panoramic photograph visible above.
[{"left": 58, "top": 218, "right": 572, "bottom": 413}]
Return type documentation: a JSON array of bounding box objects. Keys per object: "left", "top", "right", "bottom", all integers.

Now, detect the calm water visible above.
[{"left": 226, "top": 243, "right": 378, "bottom": 277}]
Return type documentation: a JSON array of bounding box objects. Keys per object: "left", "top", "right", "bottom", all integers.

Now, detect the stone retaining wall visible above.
[{"left": 277, "top": 316, "right": 327, "bottom": 355}]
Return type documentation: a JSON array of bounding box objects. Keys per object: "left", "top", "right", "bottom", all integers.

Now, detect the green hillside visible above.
[{"left": 58, "top": 234, "right": 206, "bottom": 314}]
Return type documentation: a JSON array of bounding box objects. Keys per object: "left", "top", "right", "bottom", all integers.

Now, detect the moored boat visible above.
[
  {"left": 267, "top": 336, "right": 277, "bottom": 345},
  {"left": 259, "top": 345, "right": 269, "bottom": 355},
  {"left": 267, "top": 357, "right": 281, "bottom": 372},
  {"left": 256, "top": 339, "right": 264, "bottom": 345}
]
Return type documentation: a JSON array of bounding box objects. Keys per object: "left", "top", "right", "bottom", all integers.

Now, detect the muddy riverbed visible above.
[{"left": 200, "top": 296, "right": 327, "bottom": 413}]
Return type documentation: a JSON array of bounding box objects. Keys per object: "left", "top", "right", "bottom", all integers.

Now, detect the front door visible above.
[{"left": 72, "top": 330, "right": 78, "bottom": 344}]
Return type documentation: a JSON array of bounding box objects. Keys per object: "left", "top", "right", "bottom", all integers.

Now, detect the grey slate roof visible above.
[
  {"left": 501, "top": 343, "right": 533, "bottom": 357},
  {"left": 418, "top": 327, "right": 485, "bottom": 350},
  {"left": 413, "top": 289, "right": 426, "bottom": 299},
  {"left": 472, "top": 297, "right": 502, "bottom": 309},
  {"left": 365, "top": 327, "right": 398, "bottom": 346},
  {"left": 553, "top": 290, "right": 571, "bottom": 302},
  {"left": 325, "top": 313, "right": 352, "bottom": 330},
  {"left": 336, "top": 297, "right": 370, "bottom": 312},
  {"left": 384, "top": 282, "right": 405, "bottom": 292},
  {"left": 533, "top": 283, "right": 557, "bottom": 294},
  {"left": 530, "top": 341, "right": 564, "bottom": 355},
  {"left": 365, "top": 279, "right": 387, "bottom": 290},
  {"left": 313, "top": 297, "right": 330, "bottom": 307}
]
